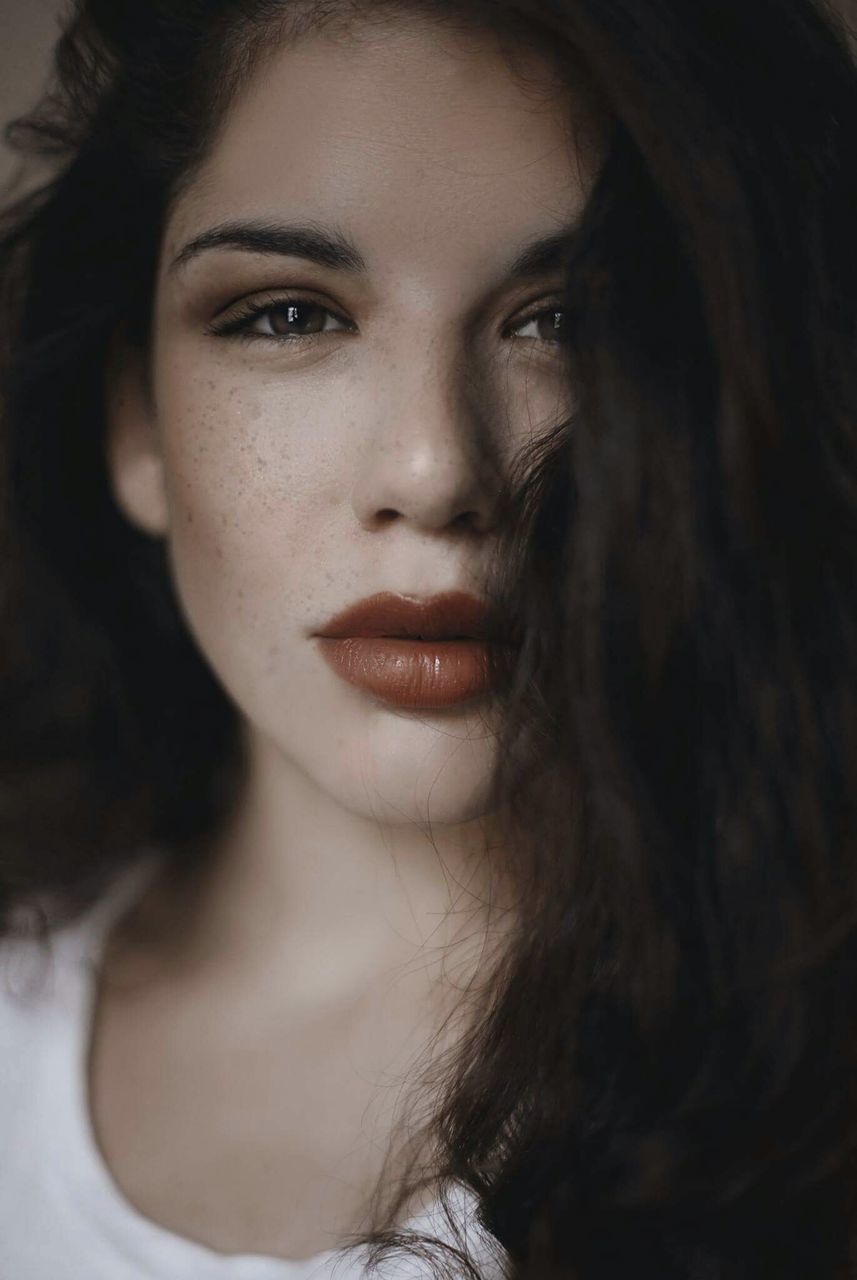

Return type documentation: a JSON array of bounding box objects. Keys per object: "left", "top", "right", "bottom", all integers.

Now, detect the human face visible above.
[{"left": 111, "top": 17, "right": 593, "bottom": 828}]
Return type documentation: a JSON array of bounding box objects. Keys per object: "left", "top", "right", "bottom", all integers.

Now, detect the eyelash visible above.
[{"left": 206, "top": 292, "right": 569, "bottom": 347}]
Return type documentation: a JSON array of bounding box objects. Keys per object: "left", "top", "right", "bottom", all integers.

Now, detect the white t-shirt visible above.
[{"left": 0, "top": 854, "right": 508, "bottom": 1280}]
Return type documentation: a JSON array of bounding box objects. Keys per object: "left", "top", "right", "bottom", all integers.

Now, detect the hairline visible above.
[{"left": 165, "top": 0, "right": 579, "bottom": 216}]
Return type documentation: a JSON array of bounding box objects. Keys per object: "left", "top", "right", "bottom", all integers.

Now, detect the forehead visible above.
[{"left": 165, "top": 21, "right": 591, "bottom": 274}]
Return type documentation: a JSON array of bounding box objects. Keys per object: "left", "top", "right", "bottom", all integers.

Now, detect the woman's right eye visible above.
[{"left": 209, "top": 297, "right": 354, "bottom": 342}]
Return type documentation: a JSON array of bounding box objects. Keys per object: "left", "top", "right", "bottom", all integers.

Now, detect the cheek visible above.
[
  {"left": 154, "top": 362, "right": 350, "bottom": 687},
  {"left": 504, "top": 359, "right": 573, "bottom": 446}
]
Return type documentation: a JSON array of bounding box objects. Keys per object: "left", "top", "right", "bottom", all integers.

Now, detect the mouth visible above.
[
  {"left": 314, "top": 591, "right": 512, "bottom": 709},
  {"left": 314, "top": 590, "right": 498, "bottom": 642}
]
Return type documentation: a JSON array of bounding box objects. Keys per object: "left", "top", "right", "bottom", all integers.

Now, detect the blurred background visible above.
[{"left": 1, "top": 0, "right": 65, "bottom": 189}]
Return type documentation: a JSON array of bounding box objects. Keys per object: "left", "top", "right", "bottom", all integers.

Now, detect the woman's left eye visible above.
[
  {"left": 506, "top": 307, "right": 570, "bottom": 345},
  {"left": 210, "top": 298, "right": 353, "bottom": 341}
]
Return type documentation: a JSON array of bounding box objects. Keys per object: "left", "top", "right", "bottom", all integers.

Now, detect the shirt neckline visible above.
[{"left": 49, "top": 851, "right": 371, "bottom": 1278}]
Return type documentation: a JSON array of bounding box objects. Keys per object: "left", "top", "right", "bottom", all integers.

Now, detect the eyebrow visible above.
[
  {"left": 170, "top": 221, "right": 367, "bottom": 274},
  {"left": 169, "top": 218, "right": 580, "bottom": 281},
  {"left": 506, "top": 228, "right": 579, "bottom": 281}
]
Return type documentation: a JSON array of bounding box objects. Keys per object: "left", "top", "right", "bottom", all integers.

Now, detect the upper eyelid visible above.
[{"left": 210, "top": 288, "right": 350, "bottom": 322}]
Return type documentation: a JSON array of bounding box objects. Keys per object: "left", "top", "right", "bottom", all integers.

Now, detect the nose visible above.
[{"left": 350, "top": 349, "right": 505, "bottom": 536}]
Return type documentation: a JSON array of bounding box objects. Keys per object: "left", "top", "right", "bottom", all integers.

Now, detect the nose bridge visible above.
[{"left": 350, "top": 323, "right": 503, "bottom": 534}]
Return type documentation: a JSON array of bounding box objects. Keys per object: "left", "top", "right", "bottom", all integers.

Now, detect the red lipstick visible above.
[{"left": 314, "top": 591, "right": 511, "bottom": 710}]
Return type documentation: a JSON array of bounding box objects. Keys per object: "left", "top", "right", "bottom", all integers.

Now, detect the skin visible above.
[{"left": 99, "top": 14, "right": 597, "bottom": 1260}]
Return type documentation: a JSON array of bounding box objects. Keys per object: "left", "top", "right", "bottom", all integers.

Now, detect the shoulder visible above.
[
  {"left": 0, "top": 921, "right": 82, "bottom": 1184},
  {"left": 0, "top": 852, "right": 161, "bottom": 1084},
  {"left": 0, "top": 908, "right": 84, "bottom": 1071}
]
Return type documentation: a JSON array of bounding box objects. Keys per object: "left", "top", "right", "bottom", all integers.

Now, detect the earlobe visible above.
[{"left": 105, "top": 345, "right": 169, "bottom": 538}]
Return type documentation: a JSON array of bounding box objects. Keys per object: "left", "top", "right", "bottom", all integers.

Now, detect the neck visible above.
[{"left": 136, "top": 725, "right": 515, "bottom": 1008}]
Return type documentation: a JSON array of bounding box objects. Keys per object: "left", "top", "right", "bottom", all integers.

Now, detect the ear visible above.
[{"left": 105, "top": 342, "right": 169, "bottom": 538}]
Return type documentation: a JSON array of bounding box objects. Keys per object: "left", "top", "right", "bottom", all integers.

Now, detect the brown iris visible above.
[
  {"left": 267, "top": 302, "right": 329, "bottom": 336},
  {"left": 535, "top": 308, "right": 568, "bottom": 342}
]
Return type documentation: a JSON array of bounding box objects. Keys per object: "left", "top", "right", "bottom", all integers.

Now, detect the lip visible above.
[
  {"left": 313, "top": 591, "right": 512, "bottom": 710},
  {"left": 316, "top": 591, "right": 497, "bottom": 642}
]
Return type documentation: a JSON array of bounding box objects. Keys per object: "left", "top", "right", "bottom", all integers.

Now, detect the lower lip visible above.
[{"left": 315, "top": 636, "right": 507, "bottom": 709}]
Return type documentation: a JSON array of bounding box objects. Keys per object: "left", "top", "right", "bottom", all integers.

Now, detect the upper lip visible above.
[{"left": 315, "top": 591, "right": 495, "bottom": 640}]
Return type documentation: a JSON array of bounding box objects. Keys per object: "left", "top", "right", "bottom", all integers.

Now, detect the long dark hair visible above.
[{"left": 2, "top": 1, "right": 857, "bottom": 1276}]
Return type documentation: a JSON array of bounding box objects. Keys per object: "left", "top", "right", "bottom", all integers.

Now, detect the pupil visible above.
[
  {"left": 270, "top": 303, "right": 324, "bottom": 335},
  {"left": 539, "top": 309, "right": 568, "bottom": 343}
]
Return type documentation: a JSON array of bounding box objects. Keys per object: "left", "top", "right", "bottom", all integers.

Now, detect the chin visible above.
[{"left": 314, "top": 728, "right": 499, "bottom": 829}]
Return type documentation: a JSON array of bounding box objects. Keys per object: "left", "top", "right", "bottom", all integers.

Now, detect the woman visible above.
[{"left": 1, "top": 0, "right": 856, "bottom": 1277}]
